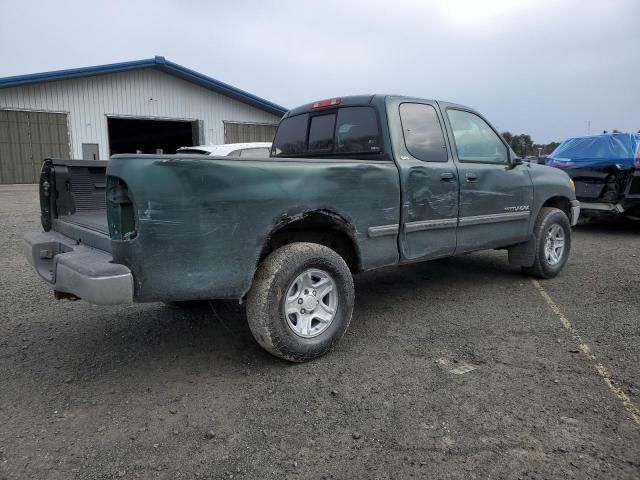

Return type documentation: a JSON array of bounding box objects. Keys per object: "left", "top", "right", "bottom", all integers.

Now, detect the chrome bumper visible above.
[
  {"left": 570, "top": 200, "right": 580, "bottom": 226},
  {"left": 23, "top": 231, "right": 133, "bottom": 305}
]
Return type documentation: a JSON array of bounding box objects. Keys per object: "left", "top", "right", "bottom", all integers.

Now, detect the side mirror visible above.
[{"left": 508, "top": 151, "right": 523, "bottom": 167}]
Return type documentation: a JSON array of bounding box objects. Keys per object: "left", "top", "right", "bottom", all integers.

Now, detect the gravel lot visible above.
[{"left": 1, "top": 184, "right": 638, "bottom": 480}]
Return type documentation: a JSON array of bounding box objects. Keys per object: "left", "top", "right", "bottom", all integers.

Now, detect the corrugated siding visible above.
[
  {"left": 0, "top": 110, "right": 70, "bottom": 183},
  {"left": 224, "top": 122, "right": 278, "bottom": 143},
  {"left": 0, "top": 68, "right": 281, "bottom": 160}
]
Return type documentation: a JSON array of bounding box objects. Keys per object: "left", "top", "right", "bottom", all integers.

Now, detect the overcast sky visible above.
[{"left": 1, "top": 0, "right": 638, "bottom": 143}]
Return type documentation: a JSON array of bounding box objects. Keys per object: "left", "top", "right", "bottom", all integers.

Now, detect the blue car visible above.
[{"left": 546, "top": 132, "right": 640, "bottom": 218}]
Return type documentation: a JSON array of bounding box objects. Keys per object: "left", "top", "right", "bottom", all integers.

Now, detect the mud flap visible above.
[{"left": 508, "top": 236, "right": 536, "bottom": 267}]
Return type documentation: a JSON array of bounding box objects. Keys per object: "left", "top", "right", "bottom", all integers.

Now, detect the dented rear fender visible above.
[{"left": 106, "top": 155, "right": 401, "bottom": 302}]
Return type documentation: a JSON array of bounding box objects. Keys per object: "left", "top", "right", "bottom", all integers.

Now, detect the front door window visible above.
[{"left": 447, "top": 110, "right": 508, "bottom": 164}]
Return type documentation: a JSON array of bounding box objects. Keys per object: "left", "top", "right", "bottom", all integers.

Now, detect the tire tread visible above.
[
  {"left": 522, "top": 207, "right": 571, "bottom": 279},
  {"left": 246, "top": 242, "right": 354, "bottom": 362}
]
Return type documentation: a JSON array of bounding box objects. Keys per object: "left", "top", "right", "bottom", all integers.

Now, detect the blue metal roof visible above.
[{"left": 0, "top": 56, "right": 287, "bottom": 117}]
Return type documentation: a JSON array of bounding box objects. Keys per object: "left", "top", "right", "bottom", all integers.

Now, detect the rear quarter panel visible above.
[{"left": 107, "top": 155, "right": 400, "bottom": 302}]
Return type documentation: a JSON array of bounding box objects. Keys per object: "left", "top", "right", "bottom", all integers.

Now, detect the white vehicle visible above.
[{"left": 176, "top": 142, "right": 272, "bottom": 158}]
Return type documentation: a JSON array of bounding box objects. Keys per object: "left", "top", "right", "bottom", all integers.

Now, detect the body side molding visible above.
[
  {"left": 459, "top": 211, "right": 530, "bottom": 226},
  {"left": 404, "top": 218, "right": 457, "bottom": 233},
  {"left": 367, "top": 224, "right": 399, "bottom": 238}
]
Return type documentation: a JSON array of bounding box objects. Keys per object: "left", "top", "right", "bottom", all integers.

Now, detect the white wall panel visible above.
[{"left": 0, "top": 69, "right": 281, "bottom": 159}]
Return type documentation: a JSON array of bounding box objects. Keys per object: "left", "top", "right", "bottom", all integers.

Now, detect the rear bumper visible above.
[
  {"left": 24, "top": 231, "right": 133, "bottom": 305},
  {"left": 570, "top": 200, "right": 580, "bottom": 226}
]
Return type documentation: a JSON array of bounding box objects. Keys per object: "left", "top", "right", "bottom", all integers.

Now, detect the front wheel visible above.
[
  {"left": 246, "top": 243, "right": 355, "bottom": 362},
  {"left": 522, "top": 207, "right": 571, "bottom": 279}
]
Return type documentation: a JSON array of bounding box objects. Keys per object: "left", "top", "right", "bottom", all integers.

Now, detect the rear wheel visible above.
[
  {"left": 246, "top": 242, "right": 354, "bottom": 362},
  {"left": 522, "top": 207, "right": 571, "bottom": 279}
]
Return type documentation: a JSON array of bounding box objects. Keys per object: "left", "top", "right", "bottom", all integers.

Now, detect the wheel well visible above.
[
  {"left": 542, "top": 196, "right": 571, "bottom": 218},
  {"left": 259, "top": 211, "right": 361, "bottom": 272}
]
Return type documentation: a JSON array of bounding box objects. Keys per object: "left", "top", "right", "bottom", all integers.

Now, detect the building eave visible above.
[{"left": 0, "top": 56, "right": 287, "bottom": 117}]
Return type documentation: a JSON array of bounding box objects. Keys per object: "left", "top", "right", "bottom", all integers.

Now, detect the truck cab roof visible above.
[{"left": 284, "top": 94, "right": 470, "bottom": 118}]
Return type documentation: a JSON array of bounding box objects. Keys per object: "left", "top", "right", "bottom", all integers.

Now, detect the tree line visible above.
[{"left": 500, "top": 132, "right": 560, "bottom": 157}]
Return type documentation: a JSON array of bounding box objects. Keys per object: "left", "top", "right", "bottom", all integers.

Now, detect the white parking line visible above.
[{"left": 531, "top": 279, "right": 640, "bottom": 425}]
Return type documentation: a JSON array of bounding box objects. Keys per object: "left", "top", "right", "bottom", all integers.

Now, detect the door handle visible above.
[
  {"left": 465, "top": 172, "right": 478, "bottom": 182},
  {"left": 440, "top": 172, "right": 455, "bottom": 181}
]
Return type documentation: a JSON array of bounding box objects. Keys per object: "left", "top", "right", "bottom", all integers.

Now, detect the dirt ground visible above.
[{"left": 1, "top": 184, "right": 638, "bottom": 480}]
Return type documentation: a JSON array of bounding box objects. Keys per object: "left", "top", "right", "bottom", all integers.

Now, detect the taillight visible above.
[
  {"left": 107, "top": 176, "right": 137, "bottom": 240},
  {"left": 39, "top": 158, "right": 53, "bottom": 232},
  {"left": 635, "top": 145, "right": 640, "bottom": 170},
  {"left": 311, "top": 97, "right": 341, "bottom": 109}
]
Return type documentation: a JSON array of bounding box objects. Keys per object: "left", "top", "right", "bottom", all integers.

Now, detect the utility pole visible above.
[{"left": 587, "top": 120, "right": 591, "bottom": 135}]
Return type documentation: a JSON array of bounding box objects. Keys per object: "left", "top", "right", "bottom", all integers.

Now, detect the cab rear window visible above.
[
  {"left": 271, "top": 114, "right": 308, "bottom": 155},
  {"left": 308, "top": 114, "right": 336, "bottom": 153},
  {"left": 271, "top": 107, "right": 382, "bottom": 157}
]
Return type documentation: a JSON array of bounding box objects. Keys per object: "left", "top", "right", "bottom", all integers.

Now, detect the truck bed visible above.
[
  {"left": 57, "top": 212, "right": 109, "bottom": 234},
  {"left": 43, "top": 159, "right": 110, "bottom": 250},
  {"left": 24, "top": 158, "right": 131, "bottom": 304}
]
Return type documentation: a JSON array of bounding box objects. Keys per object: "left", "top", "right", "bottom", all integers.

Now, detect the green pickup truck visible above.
[{"left": 25, "top": 95, "right": 580, "bottom": 362}]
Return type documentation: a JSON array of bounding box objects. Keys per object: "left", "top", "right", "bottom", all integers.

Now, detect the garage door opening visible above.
[{"left": 107, "top": 118, "right": 200, "bottom": 156}]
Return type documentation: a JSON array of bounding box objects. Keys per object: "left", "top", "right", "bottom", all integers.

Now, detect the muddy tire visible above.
[
  {"left": 246, "top": 242, "right": 355, "bottom": 362},
  {"left": 522, "top": 207, "right": 571, "bottom": 279}
]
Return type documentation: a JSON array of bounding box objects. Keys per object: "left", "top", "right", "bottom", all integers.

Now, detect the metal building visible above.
[{"left": 0, "top": 56, "right": 286, "bottom": 184}]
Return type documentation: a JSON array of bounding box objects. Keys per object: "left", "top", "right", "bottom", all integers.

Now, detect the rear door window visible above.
[
  {"left": 308, "top": 114, "right": 336, "bottom": 153},
  {"left": 399, "top": 103, "right": 448, "bottom": 162},
  {"left": 335, "top": 107, "right": 382, "bottom": 154}
]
